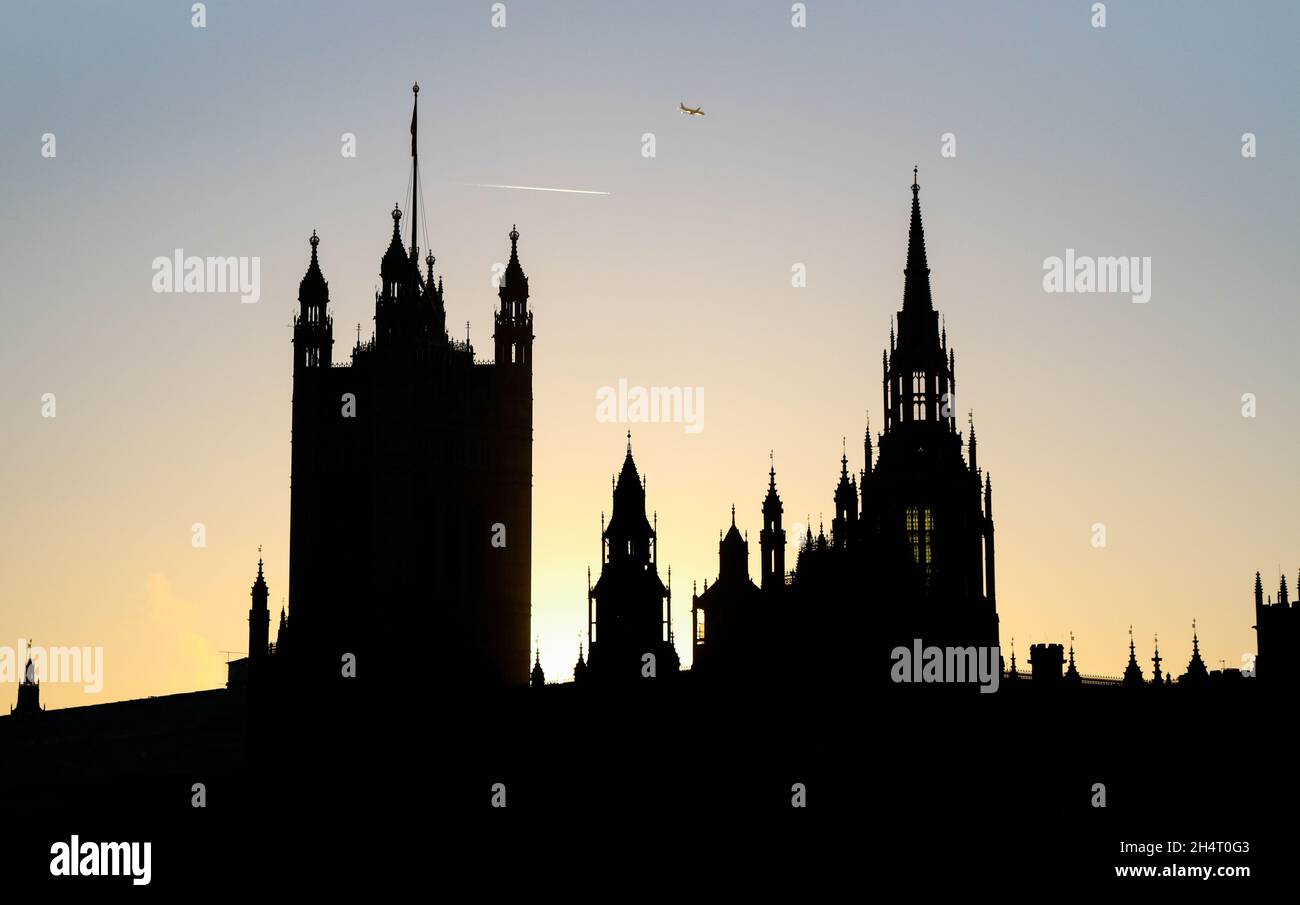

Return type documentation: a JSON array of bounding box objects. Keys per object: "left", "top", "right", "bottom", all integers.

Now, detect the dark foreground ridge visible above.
[{"left": 0, "top": 678, "right": 1292, "bottom": 885}]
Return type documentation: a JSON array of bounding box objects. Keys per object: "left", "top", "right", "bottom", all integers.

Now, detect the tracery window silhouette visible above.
[{"left": 906, "top": 506, "right": 934, "bottom": 583}]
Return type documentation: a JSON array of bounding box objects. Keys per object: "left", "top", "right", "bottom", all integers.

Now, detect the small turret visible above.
[
  {"left": 381, "top": 205, "right": 409, "bottom": 289},
  {"left": 863, "top": 416, "right": 873, "bottom": 475},
  {"left": 574, "top": 639, "right": 588, "bottom": 683},
  {"left": 832, "top": 439, "right": 857, "bottom": 548},
  {"left": 494, "top": 225, "right": 533, "bottom": 367},
  {"left": 530, "top": 643, "right": 545, "bottom": 688},
  {"left": 1123, "top": 626, "right": 1145, "bottom": 687},
  {"left": 248, "top": 551, "right": 270, "bottom": 665},
  {"left": 719, "top": 505, "right": 749, "bottom": 581},
  {"left": 760, "top": 451, "right": 786, "bottom": 592},
  {"left": 1064, "top": 632, "right": 1081, "bottom": 684},
  {"left": 1182, "top": 618, "right": 1209, "bottom": 683},
  {"left": 11, "top": 643, "right": 42, "bottom": 715},
  {"left": 293, "top": 231, "right": 333, "bottom": 370}
]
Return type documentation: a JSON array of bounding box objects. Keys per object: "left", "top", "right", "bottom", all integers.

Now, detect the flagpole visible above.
[{"left": 410, "top": 82, "right": 419, "bottom": 264}]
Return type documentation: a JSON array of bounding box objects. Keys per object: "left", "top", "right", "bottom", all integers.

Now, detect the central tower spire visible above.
[
  {"left": 903, "top": 165, "right": 933, "bottom": 313},
  {"left": 884, "top": 169, "right": 949, "bottom": 432},
  {"left": 864, "top": 170, "right": 999, "bottom": 661}
]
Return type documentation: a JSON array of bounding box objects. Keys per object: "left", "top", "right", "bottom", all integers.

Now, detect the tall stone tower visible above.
[
  {"left": 280, "top": 85, "right": 533, "bottom": 689},
  {"left": 862, "top": 168, "right": 999, "bottom": 653}
]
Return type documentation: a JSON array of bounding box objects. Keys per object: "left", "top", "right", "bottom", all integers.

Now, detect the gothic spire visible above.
[
  {"left": 501, "top": 224, "right": 528, "bottom": 299},
  {"left": 763, "top": 451, "right": 782, "bottom": 525},
  {"left": 530, "top": 640, "right": 545, "bottom": 688},
  {"left": 863, "top": 417, "right": 873, "bottom": 475},
  {"left": 1185, "top": 618, "right": 1208, "bottom": 682},
  {"left": 968, "top": 411, "right": 978, "bottom": 472},
  {"left": 574, "top": 635, "right": 587, "bottom": 683},
  {"left": 605, "top": 433, "right": 654, "bottom": 566},
  {"left": 1123, "top": 625, "right": 1145, "bottom": 686},
  {"left": 300, "top": 230, "right": 327, "bottom": 301},
  {"left": 381, "top": 204, "right": 408, "bottom": 285},
  {"left": 253, "top": 547, "right": 267, "bottom": 594},
  {"left": 1065, "top": 631, "right": 1081, "bottom": 682},
  {"left": 902, "top": 166, "right": 933, "bottom": 312}
]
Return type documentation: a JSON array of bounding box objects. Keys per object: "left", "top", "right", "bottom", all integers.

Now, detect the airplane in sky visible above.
[{"left": 679, "top": 103, "right": 705, "bottom": 117}]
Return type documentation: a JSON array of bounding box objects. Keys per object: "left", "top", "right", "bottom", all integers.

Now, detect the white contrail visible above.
[{"left": 465, "top": 183, "right": 611, "bottom": 196}]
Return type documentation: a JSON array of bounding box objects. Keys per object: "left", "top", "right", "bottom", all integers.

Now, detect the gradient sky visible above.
[{"left": 2, "top": 1, "right": 1297, "bottom": 709}]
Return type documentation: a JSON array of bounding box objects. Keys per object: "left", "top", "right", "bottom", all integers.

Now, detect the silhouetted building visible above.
[
  {"left": 691, "top": 506, "right": 765, "bottom": 677},
  {"left": 862, "top": 171, "right": 998, "bottom": 653},
  {"left": 1064, "top": 634, "right": 1082, "bottom": 685},
  {"left": 759, "top": 455, "right": 787, "bottom": 594},
  {"left": 531, "top": 646, "right": 545, "bottom": 688},
  {"left": 723, "top": 170, "right": 1000, "bottom": 683},
  {"left": 1122, "top": 628, "right": 1145, "bottom": 687},
  {"left": 1254, "top": 570, "right": 1300, "bottom": 683},
  {"left": 574, "top": 643, "right": 588, "bottom": 683},
  {"left": 1000, "top": 621, "right": 1237, "bottom": 692},
  {"left": 1029, "top": 643, "right": 1063, "bottom": 684},
  {"left": 583, "top": 435, "right": 680, "bottom": 682},
  {"left": 249, "top": 554, "right": 269, "bottom": 664},
  {"left": 10, "top": 652, "right": 41, "bottom": 716},
  {"left": 227, "top": 556, "right": 270, "bottom": 687},
  {"left": 277, "top": 85, "right": 533, "bottom": 688},
  {"left": 1180, "top": 620, "right": 1209, "bottom": 685}
]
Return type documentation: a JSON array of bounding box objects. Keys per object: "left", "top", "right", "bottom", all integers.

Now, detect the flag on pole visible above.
[{"left": 411, "top": 82, "right": 418, "bottom": 157}]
